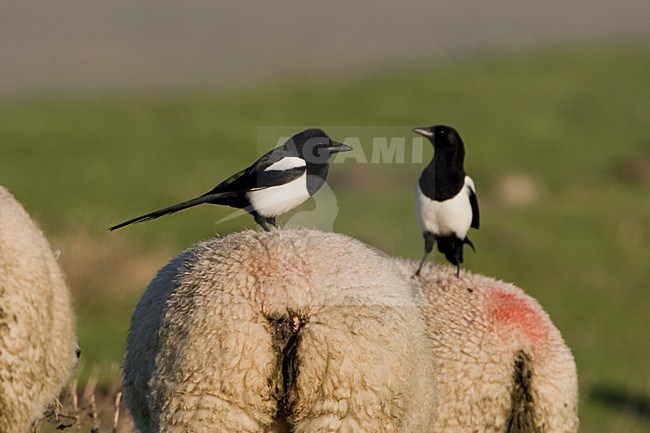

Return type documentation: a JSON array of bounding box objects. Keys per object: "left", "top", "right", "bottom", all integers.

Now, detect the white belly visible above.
[
  {"left": 416, "top": 182, "right": 472, "bottom": 238},
  {"left": 246, "top": 173, "right": 310, "bottom": 217}
]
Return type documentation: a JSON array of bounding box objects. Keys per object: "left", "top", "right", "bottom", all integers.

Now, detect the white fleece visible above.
[
  {"left": 0, "top": 186, "right": 78, "bottom": 433},
  {"left": 391, "top": 259, "right": 579, "bottom": 433},
  {"left": 123, "top": 229, "right": 437, "bottom": 433}
]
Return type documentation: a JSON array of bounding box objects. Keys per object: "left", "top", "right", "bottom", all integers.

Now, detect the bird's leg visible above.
[
  {"left": 266, "top": 216, "right": 278, "bottom": 229},
  {"left": 415, "top": 232, "right": 435, "bottom": 277},
  {"left": 454, "top": 241, "right": 463, "bottom": 278},
  {"left": 415, "top": 253, "right": 429, "bottom": 277},
  {"left": 253, "top": 212, "right": 271, "bottom": 232}
]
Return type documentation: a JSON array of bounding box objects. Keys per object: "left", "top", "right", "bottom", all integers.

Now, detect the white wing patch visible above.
[
  {"left": 264, "top": 156, "right": 306, "bottom": 172},
  {"left": 465, "top": 176, "right": 477, "bottom": 194}
]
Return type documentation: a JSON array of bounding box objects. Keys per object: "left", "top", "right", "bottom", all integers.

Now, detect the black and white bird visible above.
[
  {"left": 109, "top": 128, "right": 351, "bottom": 232},
  {"left": 413, "top": 125, "right": 479, "bottom": 277}
]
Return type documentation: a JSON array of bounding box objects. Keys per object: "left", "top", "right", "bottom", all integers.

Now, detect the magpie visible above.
[
  {"left": 108, "top": 128, "right": 351, "bottom": 232},
  {"left": 413, "top": 125, "right": 479, "bottom": 277}
]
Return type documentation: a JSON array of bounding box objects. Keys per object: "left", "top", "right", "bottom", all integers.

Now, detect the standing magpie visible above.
[
  {"left": 413, "top": 125, "right": 479, "bottom": 277},
  {"left": 109, "top": 128, "right": 351, "bottom": 232}
]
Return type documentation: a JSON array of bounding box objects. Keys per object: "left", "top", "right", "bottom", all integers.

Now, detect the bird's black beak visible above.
[
  {"left": 328, "top": 141, "right": 353, "bottom": 153},
  {"left": 413, "top": 127, "right": 433, "bottom": 138}
]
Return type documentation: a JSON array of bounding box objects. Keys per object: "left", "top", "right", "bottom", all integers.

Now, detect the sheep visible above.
[
  {"left": 123, "top": 229, "right": 437, "bottom": 433},
  {"left": 0, "top": 186, "right": 79, "bottom": 433},
  {"left": 390, "top": 259, "right": 579, "bottom": 433}
]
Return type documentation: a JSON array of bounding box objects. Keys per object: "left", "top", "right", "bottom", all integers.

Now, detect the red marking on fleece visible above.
[{"left": 488, "top": 289, "right": 550, "bottom": 345}]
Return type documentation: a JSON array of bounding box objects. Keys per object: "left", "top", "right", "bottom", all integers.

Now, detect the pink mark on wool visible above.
[{"left": 487, "top": 289, "right": 550, "bottom": 345}]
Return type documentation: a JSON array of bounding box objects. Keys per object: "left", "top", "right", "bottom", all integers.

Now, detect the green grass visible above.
[{"left": 2, "top": 42, "right": 649, "bottom": 432}]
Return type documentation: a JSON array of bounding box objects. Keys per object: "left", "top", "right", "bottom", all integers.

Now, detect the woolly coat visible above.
[
  {"left": 391, "top": 259, "right": 579, "bottom": 433},
  {"left": 124, "top": 229, "right": 437, "bottom": 433},
  {"left": 0, "top": 186, "right": 78, "bottom": 433}
]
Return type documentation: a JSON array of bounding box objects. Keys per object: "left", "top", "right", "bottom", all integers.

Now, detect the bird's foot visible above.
[
  {"left": 254, "top": 216, "right": 271, "bottom": 232},
  {"left": 253, "top": 212, "right": 273, "bottom": 231},
  {"left": 266, "top": 217, "right": 279, "bottom": 230}
]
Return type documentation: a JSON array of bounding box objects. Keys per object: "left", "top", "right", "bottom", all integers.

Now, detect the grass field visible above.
[{"left": 2, "top": 42, "right": 649, "bottom": 432}]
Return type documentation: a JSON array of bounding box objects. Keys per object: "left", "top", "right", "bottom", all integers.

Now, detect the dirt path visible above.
[{"left": 0, "top": 0, "right": 648, "bottom": 96}]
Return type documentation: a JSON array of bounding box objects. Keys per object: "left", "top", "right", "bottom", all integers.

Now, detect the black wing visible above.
[
  {"left": 469, "top": 185, "right": 480, "bottom": 229},
  {"left": 237, "top": 166, "right": 307, "bottom": 191},
  {"left": 207, "top": 149, "right": 306, "bottom": 194}
]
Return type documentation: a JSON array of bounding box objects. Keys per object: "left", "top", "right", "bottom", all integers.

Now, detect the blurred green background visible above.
[{"left": 2, "top": 2, "right": 650, "bottom": 432}]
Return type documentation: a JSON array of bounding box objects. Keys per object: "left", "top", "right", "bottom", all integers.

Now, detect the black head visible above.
[
  {"left": 413, "top": 125, "right": 466, "bottom": 170},
  {"left": 286, "top": 128, "right": 352, "bottom": 164},
  {"left": 413, "top": 125, "right": 464, "bottom": 150}
]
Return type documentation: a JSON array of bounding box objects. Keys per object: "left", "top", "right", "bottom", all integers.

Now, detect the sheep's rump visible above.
[
  {"left": 0, "top": 186, "right": 78, "bottom": 433},
  {"left": 392, "top": 260, "right": 579, "bottom": 433},
  {"left": 124, "top": 229, "right": 437, "bottom": 433}
]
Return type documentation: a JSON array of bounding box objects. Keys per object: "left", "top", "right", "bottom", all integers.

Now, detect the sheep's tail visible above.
[
  {"left": 506, "top": 350, "right": 542, "bottom": 433},
  {"left": 267, "top": 313, "right": 306, "bottom": 422},
  {"left": 108, "top": 193, "right": 224, "bottom": 231}
]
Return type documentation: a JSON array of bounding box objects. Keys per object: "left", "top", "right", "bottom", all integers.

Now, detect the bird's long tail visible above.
[
  {"left": 437, "top": 236, "right": 476, "bottom": 264},
  {"left": 109, "top": 194, "right": 220, "bottom": 231},
  {"left": 437, "top": 237, "right": 463, "bottom": 266}
]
